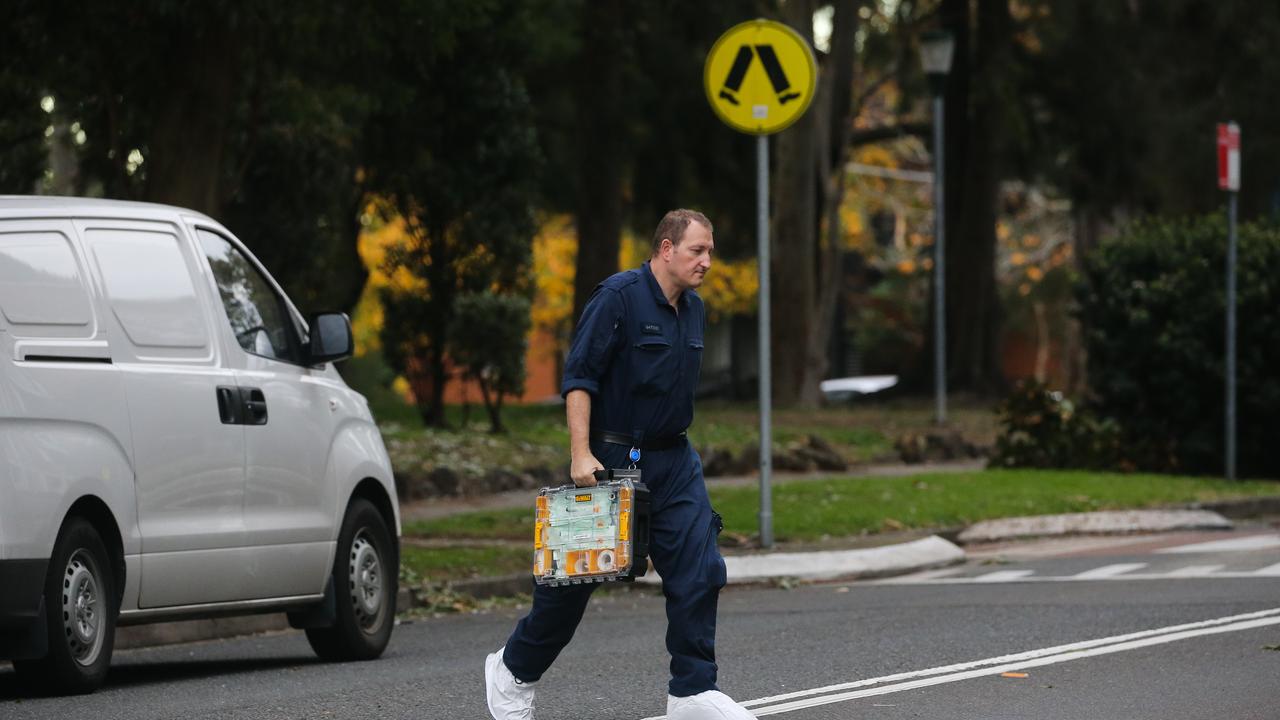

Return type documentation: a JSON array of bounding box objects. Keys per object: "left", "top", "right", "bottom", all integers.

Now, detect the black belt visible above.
[{"left": 591, "top": 430, "right": 687, "bottom": 451}]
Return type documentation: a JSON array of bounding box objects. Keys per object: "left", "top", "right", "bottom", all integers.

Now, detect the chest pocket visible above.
[
  {"left": 686, "top": 337, "right": 704, "bottom": 388},
  {"left": 632, "top": 337, "right": 675, "bottom": 395}
]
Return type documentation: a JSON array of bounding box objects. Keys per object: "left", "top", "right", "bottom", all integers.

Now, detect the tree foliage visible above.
[
  {"left": 521, "top": 0, "right": 762, "bottom": 326},
  {"left": 449, "top": 292, "right": 533, "bottom": 434},
  {"left": 1077, "top": 214, "right": 1280, "bottom": 477},
  {"left": 4, "top": 0, "right": 382, "bottom": 312},
  {"left": 370, "top": 3, "right": 541, "bottom": 427},
  {"left": 1024, "top": 0, "right": 1280, "bottom": 221}
]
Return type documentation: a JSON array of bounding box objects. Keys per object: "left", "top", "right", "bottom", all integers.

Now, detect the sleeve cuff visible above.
[{"left": 561, "top": 378, "right": 599, "bottom": 398}]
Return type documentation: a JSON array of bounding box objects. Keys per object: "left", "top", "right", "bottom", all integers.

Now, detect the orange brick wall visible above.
[{"left": 442, "top": 328, "right": 562, "bottom": 405}]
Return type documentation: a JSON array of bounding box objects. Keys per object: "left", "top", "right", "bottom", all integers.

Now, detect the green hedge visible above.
[{"left": 1077, "top": 213, "right": 1280, "bottom": 477}]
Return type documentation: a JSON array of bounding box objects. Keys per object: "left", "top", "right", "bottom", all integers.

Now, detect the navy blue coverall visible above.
[{"left": 502, "top": 261, "right": 726, "bottom": 698}]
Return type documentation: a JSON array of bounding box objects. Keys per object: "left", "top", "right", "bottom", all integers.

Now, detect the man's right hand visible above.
[{"left": 570, "top": 453, "right": 604, "bottom": 487}]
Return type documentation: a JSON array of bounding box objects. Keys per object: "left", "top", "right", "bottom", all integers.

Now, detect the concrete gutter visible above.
[{"left": 957, "top": 509, "right": 1233, "bottom": 544}]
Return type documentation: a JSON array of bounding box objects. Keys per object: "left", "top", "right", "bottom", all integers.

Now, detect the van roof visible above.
[{"left": 0, "top": 195, "right": 219, "bottom": 224}]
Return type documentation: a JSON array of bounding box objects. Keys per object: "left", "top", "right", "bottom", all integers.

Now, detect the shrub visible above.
[
  {"left": 991, "top": 379, "right": 1122, "bottom": 470},
  {"left": 1076, "top": 214, "right": 1280, "bottom": 477},
  {"left": 449, "top": 292, "right": 532, "bottom": 433}
]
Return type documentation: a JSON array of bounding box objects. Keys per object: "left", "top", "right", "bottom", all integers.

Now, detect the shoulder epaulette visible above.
[{"left": 596, "top": 268, "right": 643, "bottom": 293}]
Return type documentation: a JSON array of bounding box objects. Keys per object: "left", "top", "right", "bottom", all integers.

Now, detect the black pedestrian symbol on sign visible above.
[{"left": 718, "top": 44, "right": 803, "bottom": 107}]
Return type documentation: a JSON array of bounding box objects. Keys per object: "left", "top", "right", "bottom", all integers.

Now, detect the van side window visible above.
[
  {"left": 0, "top": 230, "right": 93, "bottom": 336},
  {"left": 87, "top": 228, "right": 209, "bottom": 349},
  {"left": 196, "top": 229, "right": 300, "bottom": 363}
]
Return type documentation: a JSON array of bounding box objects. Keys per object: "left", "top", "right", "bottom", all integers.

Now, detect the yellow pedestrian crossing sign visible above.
[{"left": 704, "top": 19, "right": 816, "bottom": 135}]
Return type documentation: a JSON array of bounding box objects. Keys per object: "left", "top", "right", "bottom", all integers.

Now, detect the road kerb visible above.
[
  {"left": 958, "top": 509, "right": 1233, "bottom": 544},
  {"left": 637, "top": 535, "right": 965, "bottom": 586}
]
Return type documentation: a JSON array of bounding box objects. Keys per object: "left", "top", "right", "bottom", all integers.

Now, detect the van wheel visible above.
[
  {"left": 13, "top": 518, "right": 116, "bottom": 694},
  {"left": 306, "top": 498, "right": 396, "bottom": 661}
]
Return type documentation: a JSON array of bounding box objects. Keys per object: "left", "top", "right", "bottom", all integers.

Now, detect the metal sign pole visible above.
[
  {"left": 932, "top": 92, "right": 947, "bottom": 426},
  {"left": 704, "top": 18, "right": 812, "bottom": 550},
  {"left": 1218, "top": 121, "right": 1240, "bottom": 481},
  {"left": 757, "top": 133, "right": 774, "bottom": 548},
  {"left": 1226, "top": 189, "right": 1237, "bottom": 481}
]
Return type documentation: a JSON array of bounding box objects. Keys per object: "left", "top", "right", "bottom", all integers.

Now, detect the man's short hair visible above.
[{"left": 651, "top": 209, "right": 713, "bottom": 255}]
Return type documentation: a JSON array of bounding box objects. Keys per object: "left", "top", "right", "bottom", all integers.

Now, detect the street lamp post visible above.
[{"left": 920, "top": 29, "right": 954, "bottom": 427}]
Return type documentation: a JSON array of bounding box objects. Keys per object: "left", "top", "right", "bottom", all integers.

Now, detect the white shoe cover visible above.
[
  {"left": 667, "top": 690, "right": 756, "bottom": 719},
  {"left": 485, "top": 647, "right": 537, "bottom": 719}
]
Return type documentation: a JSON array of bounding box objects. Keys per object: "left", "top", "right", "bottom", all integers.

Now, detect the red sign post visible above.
[
  {"left": 1217, "top": 122, "right": 1240, "bottom": 192},
  {"left": 1218, "top": 121, "right": 1239, "bottom": 481}
]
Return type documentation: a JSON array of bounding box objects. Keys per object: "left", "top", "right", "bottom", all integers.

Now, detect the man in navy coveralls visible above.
[{"left": 485, "top": 210, "right": 754, "bottom": 720}]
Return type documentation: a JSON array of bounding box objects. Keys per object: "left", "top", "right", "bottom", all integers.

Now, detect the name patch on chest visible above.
[{"left": 641, "top": 323, "right": 663, "bottom": 335}]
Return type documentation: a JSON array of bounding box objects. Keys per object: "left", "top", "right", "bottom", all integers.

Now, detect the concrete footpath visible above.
[{"left": 117, "top": 490, "right": 1280, "bottom": 650}]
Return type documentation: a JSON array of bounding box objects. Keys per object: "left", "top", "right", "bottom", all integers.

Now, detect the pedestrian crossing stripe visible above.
[
  {"left": 879, "top": 562, "right": 1280, "bottom": 585},
  {"left": 704, "top": 19, "right": 816, "bottom": 135}
]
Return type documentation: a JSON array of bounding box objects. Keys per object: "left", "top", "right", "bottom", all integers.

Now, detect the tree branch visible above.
[
  {"left": 848, "top": 122, "right": 931, "bottom": 147},
  {"left": 856, "top": 65, "right": 898, "bottom": 109}
]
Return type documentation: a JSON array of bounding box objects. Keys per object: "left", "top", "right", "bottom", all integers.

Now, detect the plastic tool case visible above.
[{"left": 533, "top": 469, "right": 651, "bottom": 586}]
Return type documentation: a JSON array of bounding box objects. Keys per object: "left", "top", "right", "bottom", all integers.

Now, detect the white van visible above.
[{"left": 0, "top": 197, "right": 400, "bottom": 694}]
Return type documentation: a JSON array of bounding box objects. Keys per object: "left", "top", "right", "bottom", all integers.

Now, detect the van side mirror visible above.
[{"left": 306, "top": 312, "right": 353, "bottom": 365}]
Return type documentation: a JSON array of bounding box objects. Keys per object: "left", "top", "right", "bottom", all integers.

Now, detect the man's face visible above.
[{"left": 662, "top": 221, "right": 714, "bottom": 290}]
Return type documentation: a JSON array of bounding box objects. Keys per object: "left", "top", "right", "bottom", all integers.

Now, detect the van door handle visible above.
[
  {"left": 239, "top": 387, "right": 269, "bottom": 425},
  {"left": 216, "top": 386, "right": 242, "bottom": 425}
]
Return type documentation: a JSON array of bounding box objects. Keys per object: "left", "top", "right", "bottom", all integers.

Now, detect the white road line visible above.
[
  {"left": 637, "top": 608, "right": 1280, "bottom": 719},
  {"left": 874, "top": 569, "right": 1280, "bottom": 585},
  {"left": 1154, "top": 534, "right": 1280, "bottom": 554},
  {"left": 746, "top": 615, "right": 1280, "bottom": 716},
  {"left": 1165, "top": 564, "right": 1225, "bottom": 577},
  {"left": 972, "top": 569, "right": 1035, "bottom": 582},
  {"left": 1072, "top": 563, "right": 1148, "bottom": 579},
  {"left": 731, "top": 607, "right": 1280, "bottom": 711},
  {"left": 1256, "top": 562, "right": 1280, "bottom": 576}
]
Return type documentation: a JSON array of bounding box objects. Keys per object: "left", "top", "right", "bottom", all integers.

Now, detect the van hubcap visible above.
[
  {"left": 62, "top": 550, "right": 105, "bottom": 665},
  {"left": 349, "top": 531, "right": 383, "bottom": 631}
]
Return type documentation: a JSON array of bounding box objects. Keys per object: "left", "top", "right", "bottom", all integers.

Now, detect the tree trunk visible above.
[
  {"left": 404, "top": 355, "right": 437, "bottom": 427},
  {"left": 423, "top": 226, "right": 452, "bottom": 428},
  {"left": 426, "top": 347, "right": 448, "bottom": 428},
  {"left": 800, "top": 0, "right": 861, "bottom": 408},
  {"left": 143, "top": 21, "right": 239, "bottom": 215},
  {"left": 771, "top": 0, "right": 819, "bottom": 407},
  {"left": 1066, "top": 203, "right": 1105, "bottom": 395},
  {"left": 954, "top": 0, "right": 1011, "bottom": 394},
  {"left": 930, "top": 0, "right": 1007, "bottom": 398},
  {"left": 478, "top": 378, "right": 505, "bottom": 434},
  {"left": 571, "top": 0, "right": 626, "bottom": 327}
]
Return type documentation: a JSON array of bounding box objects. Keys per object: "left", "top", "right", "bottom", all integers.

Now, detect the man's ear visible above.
[{"left": 661, "top": 238, "right": 674, "bottom": 259}]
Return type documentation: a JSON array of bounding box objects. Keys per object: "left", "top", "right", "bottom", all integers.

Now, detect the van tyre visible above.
[
  {"left": 306, "top": 498, "right": 396, "bottom": 661},
  {"left": 14, "top": 518, "right": 116, "bottom": 694}
]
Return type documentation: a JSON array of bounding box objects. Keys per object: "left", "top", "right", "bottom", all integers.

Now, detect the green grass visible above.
[
  {"left": 711, "top": 469, "right": 1279, "bottom": 541},
  {"left": 403, "top": 469, "right": 1279, "bottom": 543},
  {"left": 405, "top": 511, "right": 538, "bottom": 542},
  {"left": 400, "top": 545, "right": 531, "bottom": 582}
]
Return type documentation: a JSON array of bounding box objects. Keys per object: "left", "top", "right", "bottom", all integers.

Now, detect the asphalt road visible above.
[{"left": 3, "top": 527, "right": 1278, "bottom": 719}]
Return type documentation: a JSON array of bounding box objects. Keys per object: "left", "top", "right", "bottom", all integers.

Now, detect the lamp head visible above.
[{"left": 920, "top": 29, "right": 955, "bottom": 89}]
